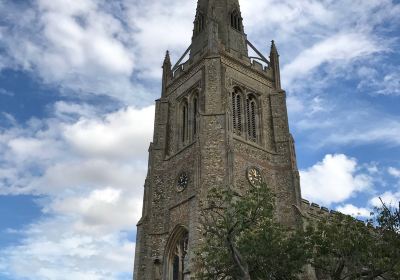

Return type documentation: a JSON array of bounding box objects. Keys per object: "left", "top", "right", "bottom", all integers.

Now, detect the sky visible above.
[{"left": 0, "top": 0, "right": 399, "bottom": 279}]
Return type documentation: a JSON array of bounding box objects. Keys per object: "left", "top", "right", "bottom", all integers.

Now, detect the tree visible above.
[
  {"left": 196, "top": 184, "right": 310, "bottom": 280},
  {"left": 307, "top": 200, "right": 400, "bottom": 280}
]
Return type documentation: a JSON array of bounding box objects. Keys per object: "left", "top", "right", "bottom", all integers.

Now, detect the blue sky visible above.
[{"left": 0, "top": 0, "right": 399, "bottom": 279}]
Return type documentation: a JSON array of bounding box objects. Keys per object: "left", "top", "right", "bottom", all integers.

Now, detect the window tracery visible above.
[{"left": 232, "top": 88, "right": 260, "bottom": 143}]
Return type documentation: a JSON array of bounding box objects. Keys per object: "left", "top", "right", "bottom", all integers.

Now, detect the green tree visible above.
[
  {"left": 307, "top": 200, "right": 400, "bottom": 280},
  {"left": 196, "top": 184, "right": 310, "bottom": 280}
]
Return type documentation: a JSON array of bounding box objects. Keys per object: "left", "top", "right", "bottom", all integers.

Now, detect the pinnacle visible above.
[
  {"left": 163, "top": 50, "right": 171, "bottom": 65},
  {"left": 271, "top": 40, "right": 278, "bottom": 54}
]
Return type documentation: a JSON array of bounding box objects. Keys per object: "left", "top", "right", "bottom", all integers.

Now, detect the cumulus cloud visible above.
[
  {"left": 0, "top": 0, "right": 138, "bottom": 102},
  {"left": 370, "top": 191, "right": 400, "bottom": 208},
  {"left": 0, "top": 104, "right": 154, "bottom": 279},
  {"left": 336, "top": 204, "right": 371, "bottom": 218},
  {"left": 64, "top": 106, "right": 154, "bottom": 160},
  {"left": 126, "top": 0, "right": 195, "bottom": 79},
  {"left": 300, "top": 154, "right": 372, "bottom": 206},
  {"left": 0, "top": 217, "right": 134, "bottom": 280}
]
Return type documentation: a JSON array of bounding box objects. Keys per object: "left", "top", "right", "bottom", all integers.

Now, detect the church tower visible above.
[{"left": 134, "top": 0, "right": 302, "bottom": 279}]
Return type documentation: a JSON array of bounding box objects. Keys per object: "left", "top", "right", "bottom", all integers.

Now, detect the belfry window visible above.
[
  {"left": 231, "top": 10, "right": 242, "bottom": 31},
  {"left": 232, "top": 89, "right": 260, "bottom": 143},
  {"left": 232, "top": 88, "right": 243, "bottom": 135},
  {"left": 247, "top": 95, "right": 258, "bottom": 142},
  {"left": 194, "top": 13, "right": 205, "bottom": 35},
  {"left": 181, "top": 102, "right": 188, "bottom": 143}
]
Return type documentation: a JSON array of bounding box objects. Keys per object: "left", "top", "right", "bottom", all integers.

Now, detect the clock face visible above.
[
  {"left": 177, "top": 172, "right": 189, "bottom": 192},
  {"left": 247, "top": 167, "right": 263, "bottom": 187}
]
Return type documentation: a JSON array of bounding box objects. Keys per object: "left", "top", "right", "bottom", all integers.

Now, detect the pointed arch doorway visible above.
[{"left": 164, "top": 226, "right": 189, "bottom": 280}]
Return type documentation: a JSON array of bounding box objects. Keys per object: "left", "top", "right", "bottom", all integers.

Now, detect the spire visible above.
[
  {"left": 190, "top": 0, "right": 248, "bottom": 59},
  {"left": 161, "top": 50, "right": 172, "bottom": 97},
  {"left": 270, "top": 40, "right": 281, "bottom": 90}
]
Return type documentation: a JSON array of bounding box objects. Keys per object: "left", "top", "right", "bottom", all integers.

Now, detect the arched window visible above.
[
  {"left": 192, "top": 96, "right": 198, "bottom": 137},
  {"left": 232, "top": 88, "right": 243, "bottom": 136},
  {"left": 194, "top": 12, "right": 205, "bottom": 35},
  {"left": 181, "top": 101, "right": 188, "bottom": 143},
  {"left": 247, "top": 95, "right": 258, "bottom": 142},
  {"left": 165, "top": 227, "right": 189, "bottom": 280},
  {"left": 231, "top": 10, "right": 242, "bottom": 31}
]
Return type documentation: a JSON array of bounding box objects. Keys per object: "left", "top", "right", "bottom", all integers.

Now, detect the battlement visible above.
[
  {"left": 301, "top": 199, "right": 369, "bottom": 225},
  {"left": 301, "top": 199, "right": 338, "bottom": 218}
]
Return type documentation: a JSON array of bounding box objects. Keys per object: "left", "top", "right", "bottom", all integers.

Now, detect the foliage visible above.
[
  {"left": 195, "top": 182, "right": 400, "bottom": 280},
  {"left": 307, "top": 200, "right": 400, "bottom": 280},
  {"left": 195, "top": 184, "right": 310, "bottom": 280}
]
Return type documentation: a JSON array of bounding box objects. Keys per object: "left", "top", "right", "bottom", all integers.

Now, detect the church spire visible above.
[{"left": 190, "top": 0, "right": 248, "bottom": 59}]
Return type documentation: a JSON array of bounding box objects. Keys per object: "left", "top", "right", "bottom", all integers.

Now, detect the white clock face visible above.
[
  {"left": 177, "top": 172, "right": 189, "bottom": 192},
  {"left": 247, "top": 167, "right": 263, "bottom": 187}
]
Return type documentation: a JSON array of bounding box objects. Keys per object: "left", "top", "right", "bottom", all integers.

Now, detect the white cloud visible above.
[
  {"left": 388, "top": 167, "right": 400, "bottom": 178},
  {"left": 300, "top": 154, "right": 372, "bottom": 206},
  {"left": 0, "top": 104, "right": 153, "bottom": 279},
  {"left": 283, "top": 32, "right": 382, "bottom": 86},
  {"left": 370, "top": 191, "right": 400, "bottom": 208},
  {"left": 358, "top": 67, "right": 400, "bottom": 96},
  {"left": 126, "top": 0, "right": 195, "bottom": 79},
  {"left": 1, "top": 0, "right": 399, "bottom": 103},
  {"left": 64, "top": 106, "right": 154, "bottom": 160},
  {"left": 47, "top": 187, "right": 143, "bottom": 235},
  {"left": 0, "top": 218, "right": 135, "bottom": 280},
  {"left": 321, "top": 119, "right": 400, "bottom": 147},
  {"left": 337, "top": 204, "right": 371, "bottom": 218},
  {"left": 1, "top": 0, "right": 138, "bottom": 102}
]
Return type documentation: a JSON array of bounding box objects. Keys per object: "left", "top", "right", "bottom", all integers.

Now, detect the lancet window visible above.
[
  {"left": 231, "top": 10, "right": 242, "bottom": 31},
  {"left": 247, "top": 95, "right": 258, "bottom": 142},
  {"left": 181, "top": 101, "right": 188, "bottom": 143},
  {"left": 179, "top": 90, "right": 200, "bottom": 148},
  {"left": 192, "top": 96, "right": 198, "bottom": 137},
  {"left": 194, "top": 12, "right": 205, "bottom": 35},
  {"left": 232, "top": 88, "right": 243, "bottom": 136}
]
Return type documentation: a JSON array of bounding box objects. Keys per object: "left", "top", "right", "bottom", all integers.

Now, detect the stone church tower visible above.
[{"left": 134, "top": 0, "right": 303, "bottom": 279}]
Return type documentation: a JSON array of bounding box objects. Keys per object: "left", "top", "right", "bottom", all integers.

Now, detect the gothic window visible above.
[
  {"left": 166, "top": 227, "right": 189, "bottom": 280},
  {"left": 192, "top": 96, "right": 198, "bottom": 137},
  {"left": 247, "top": 94, "right": 258, "bottom": 142},
  {"left": 194, "top": 12, "right": 205, "bottom": 35},
  {"left": 181, "top": 101, "right": 188, "bottom": 143},
  {"left": 232, "top": 88, "right": 243, "bottom": 135},
  {"left": 231, "top": 10, "right": 242, "bottom": 31}
]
